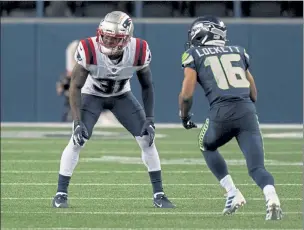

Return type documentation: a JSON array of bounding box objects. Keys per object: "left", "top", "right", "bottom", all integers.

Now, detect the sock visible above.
[
  {"left": 57, "top": 174, "right": 71, "bottom": 194},
  {"left": 135, "top": 136, "right": 163, "bottom": 195},
  {"left": 202, "top": 150, "right": 229, "bottom": 181},
  {"left": 263, "top": 185, "right": 277, "bottom": 200},
  {"left": 220, "top": 175, "right": 237, "bottom": 197},
  {"left": 57, "top": 137, "right": 82, "bottom": 194},
  {"left": 149, "top": 170, "right": 164, "bottom": 194}
]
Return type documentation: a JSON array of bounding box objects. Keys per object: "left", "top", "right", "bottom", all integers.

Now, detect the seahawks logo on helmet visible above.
[{"left": 185, "top": 16, "right": 227, "bottom": 50}]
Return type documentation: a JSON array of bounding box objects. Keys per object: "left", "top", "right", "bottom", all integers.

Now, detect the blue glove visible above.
[
  {"left": 72, "top": 120, "right": 89, "bottom": 146},
  {"left": 140, "top": 118, "right": 155, "bottom": 147}
]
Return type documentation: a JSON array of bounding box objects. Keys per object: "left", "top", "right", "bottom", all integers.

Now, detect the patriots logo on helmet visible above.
[{"left": 122, "top": 18, "right": 132, "bottom": 29}]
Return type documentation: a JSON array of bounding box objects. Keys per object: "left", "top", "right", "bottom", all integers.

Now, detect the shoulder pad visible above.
[
  {"left": 75, "top": 37, "right": 97, "bottom": 68},
  {"left": 181, "top": 49, "right": 195, "bottom": 67},
  {"left": 133, "top": 38, "right": 151, "bottom": 67}
]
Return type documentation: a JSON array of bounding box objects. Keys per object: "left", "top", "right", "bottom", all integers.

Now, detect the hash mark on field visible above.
[
  {"left": 2, "top": 197, "right": 302, "bottom": 201},
  {"left": 1, "top": 211, "right": 301, "bottom": 215},
  {"left": 1, "top": 183, "right": 301, "bottom": 186},
  {"left": 1, "top": 170, "right": 301, "bottom": 174}
]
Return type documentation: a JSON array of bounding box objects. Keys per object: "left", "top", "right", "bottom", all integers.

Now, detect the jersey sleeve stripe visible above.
[
  {"left": 87, "top": 38, "right": 97, "bottom": 65},
  {"left": 80, "top": 40, "right": 89, "bottom": 65},
  {"left": 140, "top": 40, "right": 147, "bottom": 66},
  {"left": 137, "top": 40, "right": 144, "bottom": 66},
  {"left": 84, "top": 38, "right": 96, "bottom": 65},
  {"left": 133, "top": 38, "right": 140, "bottom": 66}
]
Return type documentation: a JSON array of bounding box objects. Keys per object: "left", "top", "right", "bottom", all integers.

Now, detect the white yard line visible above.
[
  {"left": 2, "top": 197, "right": 302, "bottom": 201},
  {"left": 1, "top": 140, "right": 302, "bottom": 145},
  {"left": 1, "top": 170, "right": 301, "bottom": 174},
  {"left": 1, "top": 183, "right": 301, "bottom": 186},
  {"left": 1, "top": 158, "right": 302, "bottom": 166},
  {"left": 1, "top": 211, "right": 301, "bottom": 215},
  {"left": 1, "top": 149, "right": 302, "bottom": 155}
]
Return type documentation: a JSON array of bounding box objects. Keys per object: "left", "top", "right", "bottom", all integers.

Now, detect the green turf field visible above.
[{"left": 1, "top": 126, "right": 303, "bottom": 229}]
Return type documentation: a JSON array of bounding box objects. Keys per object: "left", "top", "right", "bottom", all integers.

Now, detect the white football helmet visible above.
[{"left": 96, "top": 11, "right": 134, "bottom": 56}]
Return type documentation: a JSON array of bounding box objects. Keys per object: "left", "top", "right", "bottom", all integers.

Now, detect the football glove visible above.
[
  {"left": 72, "top": 120, "right": 89, "bottom": 146},
  {"left": 140, "top": 118, "right": 155, "bottom": 147},
  {"left": 180, "top": 112, "right": 197, "bottom": 130}
]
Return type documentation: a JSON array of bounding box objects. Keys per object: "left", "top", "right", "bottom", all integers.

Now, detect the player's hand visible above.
[
  {"left": 140, "top": 118, "right": 155, "bottom": 147},
  {"left": 72, "top": 120, "right": 89, "bottom": 146},
  {"left": 180, "top": 113, "right": 197, "bottom": 130}
]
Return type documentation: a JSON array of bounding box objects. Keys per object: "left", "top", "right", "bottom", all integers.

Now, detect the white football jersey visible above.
[{"left": 74, "top": 36, "right": 151, "bottom": 97}]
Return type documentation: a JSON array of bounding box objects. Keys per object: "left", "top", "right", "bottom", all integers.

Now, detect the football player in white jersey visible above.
[{"left": 52, "top": 11, "right": 175, "bottom": 209}]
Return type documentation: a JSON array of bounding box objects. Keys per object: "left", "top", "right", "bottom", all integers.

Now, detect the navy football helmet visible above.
[{"left": 185, "top": 16, "right": 227, "bottom": 50}]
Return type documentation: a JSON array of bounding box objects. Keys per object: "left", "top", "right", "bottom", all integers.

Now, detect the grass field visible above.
[{"left": 1, "top": 125, "right": 303, "bottom": 229}]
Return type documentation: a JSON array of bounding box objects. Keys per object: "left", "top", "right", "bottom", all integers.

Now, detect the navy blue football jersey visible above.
[{"left": 182, "top": 45, "right": 252, "bottom": 108}]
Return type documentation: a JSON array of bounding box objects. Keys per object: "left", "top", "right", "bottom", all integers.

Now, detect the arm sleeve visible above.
[{"left": 137, "top": 66, "right": 154, "bottom": 119}]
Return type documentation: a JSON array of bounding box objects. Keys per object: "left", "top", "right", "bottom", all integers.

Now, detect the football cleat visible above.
[
  {"left": 52, "top": 193, "right": 68, "bottom": 208},
  {"left": 222, "top": 189, "right": 246, "bottom": 215},
  {"left": 265, "top": 196, "right": 282, "bottom": 220},
  {"left": 153, "top": 192, "right": 175, "bottom": 208}
]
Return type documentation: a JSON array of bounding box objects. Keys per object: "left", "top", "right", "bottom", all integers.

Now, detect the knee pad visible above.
[{"left": 135, "top": 136, "right": 161, "bottom": 172}]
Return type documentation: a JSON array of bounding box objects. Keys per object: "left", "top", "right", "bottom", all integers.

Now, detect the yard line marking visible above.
[
  {"left": 1, "top": 149, "right": 302, "bottom": 155},
  {"left": 2, "top": 197, "right": 302, "bottom": 201},
  {"left": 1, "top": 211, "right": 302, "bottom": 215},
  {"left": 1, "top": 158, "right": 302, "bottom": 166},
  {"left": 1, "top": 140, "right": 302, "bottom": 145},
  {"left": 1, "top": 170, "right": 301, "bottom": 174},
  {"left": 1, "top": 183, "right": 301, "bottom": 186}
]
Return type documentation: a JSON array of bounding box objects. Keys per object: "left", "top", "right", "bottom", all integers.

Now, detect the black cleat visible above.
[
  {"left": 153, "top": 193, "right": 175, "bottom": 208},
  {"left": 52, "top": 193, "right": 68, "bottom": 208}
]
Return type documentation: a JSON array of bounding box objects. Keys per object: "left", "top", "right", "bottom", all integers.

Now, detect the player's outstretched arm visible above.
[
  {"left": 179, "top": 67, "right": 197, "bottom": 129},
  {"left": 69, "top": 63, "right": 89, "bottom": 121},
  {"left": 245, "top": 70, "right": 257, "bottom": 102}
]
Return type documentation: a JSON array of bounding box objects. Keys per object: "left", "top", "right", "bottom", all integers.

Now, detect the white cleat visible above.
[
  {"left": 222, "top": 189, "right": 246, "bottom": 215},
  {"left": 265, "top": 196, "right": 283, "bottom": 220}
]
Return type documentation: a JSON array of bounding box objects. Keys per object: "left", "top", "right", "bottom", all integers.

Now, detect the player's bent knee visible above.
[
  {"left": 135, "top": 136, "right": 161, "bottom": 172},
  {"left": 248, "top": 166, "right": 265, "bottom": 177}
]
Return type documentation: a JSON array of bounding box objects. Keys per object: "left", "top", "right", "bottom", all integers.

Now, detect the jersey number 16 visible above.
[{"left": 204, "top": 54, "right": 250, "bottom": 90}]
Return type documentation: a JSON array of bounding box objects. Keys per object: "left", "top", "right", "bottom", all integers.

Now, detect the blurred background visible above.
[{"left": 1, "top": 1, "right": 303, "bottom": 124}]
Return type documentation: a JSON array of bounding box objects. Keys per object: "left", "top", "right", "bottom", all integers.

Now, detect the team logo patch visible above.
[{"left": 122, "top": 18, "right": 132, "bottom": 29}]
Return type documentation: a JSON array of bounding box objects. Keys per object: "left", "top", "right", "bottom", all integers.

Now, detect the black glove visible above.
[
  {"left": 140, "top": 118, "right": 155, "bottom": 147},
  {"left": 72, "top": 120, "right": 89, "bottom": 146},
  {"left": 180, "top": 113, "right": 197, "bottom": 130}
]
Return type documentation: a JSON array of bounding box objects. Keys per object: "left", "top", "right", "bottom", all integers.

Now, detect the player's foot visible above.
[
  {"left": 153, "top": 192, "right": 175, "bottom": 208},
  {"left": 265, "top": 195, "right": 282, "bottom": 220},
  {"left": 222, "top": 189, "right": 246, "bottom": 215},
  {"left": 52, "top": 193, "right": 68, "bottom": 208}
]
